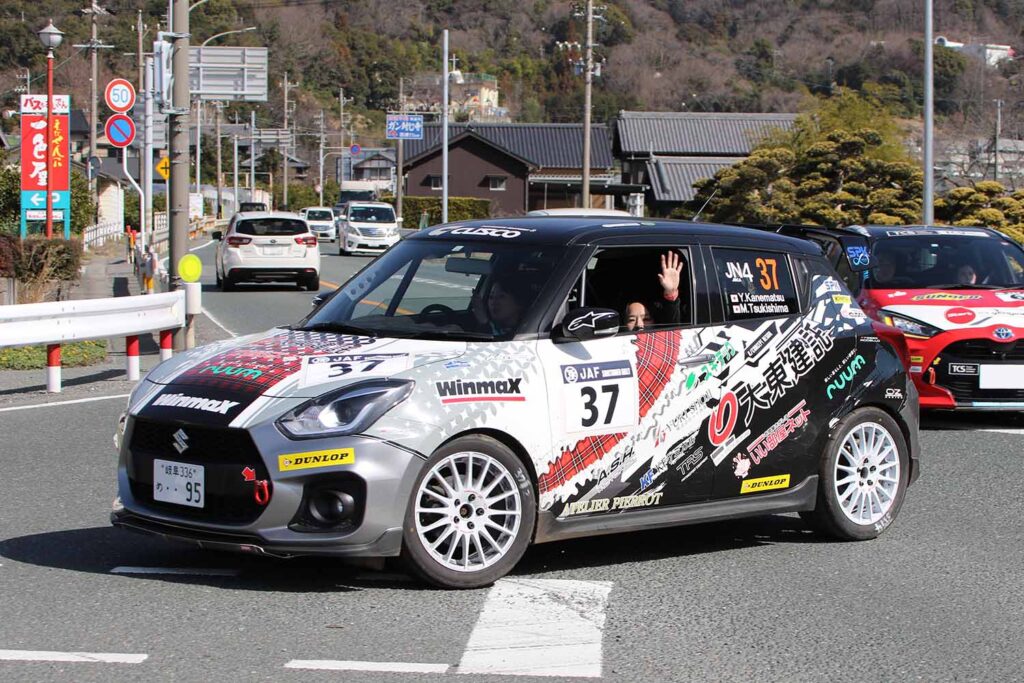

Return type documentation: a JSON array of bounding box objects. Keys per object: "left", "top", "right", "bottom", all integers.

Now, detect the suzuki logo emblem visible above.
[{"left": 172, "top": 428, "right": 189, "bottom": 454}]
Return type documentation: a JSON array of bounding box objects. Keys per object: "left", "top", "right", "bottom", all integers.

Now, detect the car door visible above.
[
  {"left": 536, "top": 239, "right": 719, "bottom": 520},
  {"left": 703, "top": 244, "right": 852, "bottom": 501}
]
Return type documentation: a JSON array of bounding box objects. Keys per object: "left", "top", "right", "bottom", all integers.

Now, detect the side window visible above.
[
  {"left": 712, "top": 247, "right": 799, "bottom": 321},
  {"left": 581, "top": 246, "right": 694, "bottom": 332}
]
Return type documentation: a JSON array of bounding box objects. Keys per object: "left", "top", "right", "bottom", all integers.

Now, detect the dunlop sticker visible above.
[
  {"left": 278, "top": 448, "right": 355, "bottom": 472},
  {"left": 740, "top": 474, "right": 791, "bottom": 494}
]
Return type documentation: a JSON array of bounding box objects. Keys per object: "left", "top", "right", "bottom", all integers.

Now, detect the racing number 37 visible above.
[
  {"left": 756, "top": 257, "right": 779, "bottom": 290},
  {"left": 581, "top": 384, "right": 619, "bottom": 427}
]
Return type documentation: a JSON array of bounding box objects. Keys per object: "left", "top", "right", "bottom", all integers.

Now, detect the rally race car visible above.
[
  {"left": 112, "top": 218, "right": 920, "bottom": 588},
  {"left": 780, "top": 224, "right": 1024, "bottom": 411}
]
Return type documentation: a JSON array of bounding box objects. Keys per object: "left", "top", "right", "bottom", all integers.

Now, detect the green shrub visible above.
[
  {"left": 0, "top": 236, "right": 83, "bottom": 281},
  {"left": 381, "top": 195, "right": 493, "bottom": 226},
  {"left": 0, "top": 340, "right": 107, "bottom": 370}
]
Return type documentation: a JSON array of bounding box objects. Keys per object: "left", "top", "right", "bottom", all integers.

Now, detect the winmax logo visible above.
[
  {"left": 198, "top": 364, "right": 263, "bottom": 380},
  {"left": 279, "top": 448, "right": 355, "bottom": 472},
  {"left": 152, "top": 392, "right": 240, "bottom": 414},
  {"left": 435, "top": 377, "right": 524, "bottom": 403},
  {"left": 740, "top": 474, "right": 791, "bottom": 494}
]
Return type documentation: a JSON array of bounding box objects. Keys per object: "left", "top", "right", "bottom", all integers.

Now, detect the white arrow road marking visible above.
[
  {"left": 0, "top": 650, "right": 147, "bottom": 664},
  {"left": 455, "top": 578, "right": 613, "bottom": 678},
  {"left": 110, "top": 566, "right": 240, "bottom": 577},
  {"left": 283, "top": 578, "right": 613, "bottom": 678}
]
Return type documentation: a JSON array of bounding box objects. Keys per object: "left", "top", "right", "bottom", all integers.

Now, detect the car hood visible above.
[
  {"left": 306, "top": 220, "right": 335, "bottom": 227},
  {"left": 867, "top": 288, "right": 1024, "bottom": 332},
  {"left": 348, "top": 220, "right": 397, "bottom": 228},
  {"left": 138, "top": 327, "right": 467, "bottom": 424}
]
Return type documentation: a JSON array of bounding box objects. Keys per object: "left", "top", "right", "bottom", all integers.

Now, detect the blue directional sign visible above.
[
  {"left": 386, "top": 114, "right": 424, "bottom": 140},
  {"left": 21, "top": 190, "right": 70, "bottom": 211}
]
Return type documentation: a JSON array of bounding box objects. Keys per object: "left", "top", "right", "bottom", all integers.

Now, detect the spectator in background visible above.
[{"left": 125, "top": 223, "right": 137, "bottom": 266}]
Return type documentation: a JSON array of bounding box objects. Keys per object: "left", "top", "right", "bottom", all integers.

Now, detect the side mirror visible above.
[
  {"left": 397, "top": 216, "right": 404, "bottom": 224},
  {"left": 212, "top": 230, "right": 223, "bottom": 241},
  {"left": 556, "top": 307, "right": 620, "bottom": 342},
  {"left": 311, "top": 294, "right": 325, "bottom": 308}
]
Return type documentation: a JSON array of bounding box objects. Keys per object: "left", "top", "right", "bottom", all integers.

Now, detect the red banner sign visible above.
[{"left": 20, "top": 113, "right": 70, "bottom": 193}]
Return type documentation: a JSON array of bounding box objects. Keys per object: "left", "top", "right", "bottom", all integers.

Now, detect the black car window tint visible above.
[
  {"left": 235, "top": 219, "right": 307, "bottom": 236},
  {"left": 712, "top": 247, "right": 800, "bottom": 321}
]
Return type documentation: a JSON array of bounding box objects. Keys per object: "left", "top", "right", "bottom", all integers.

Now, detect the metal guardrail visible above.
[{"left": 0, "top": 286, "right": 201, "bottom": 392}]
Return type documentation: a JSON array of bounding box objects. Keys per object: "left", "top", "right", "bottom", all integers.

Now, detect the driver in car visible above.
[{"left": 472, "top": 278, "right": 531, "bottom": 336}]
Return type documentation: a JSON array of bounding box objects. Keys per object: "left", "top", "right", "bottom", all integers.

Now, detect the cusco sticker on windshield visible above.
[{"left": 428, "top": 225, "right": 536, "bottom": 239}]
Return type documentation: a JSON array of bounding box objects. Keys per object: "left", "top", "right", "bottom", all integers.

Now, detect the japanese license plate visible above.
[
  {"left": 262, "top": 245, "right": 286, "bottom": 256},
  {"left": 979, "top": 364, "right": 1024, "bottom": 389},
  {"left": 153, "top": 459, "right": 205, "bottom": 508}
]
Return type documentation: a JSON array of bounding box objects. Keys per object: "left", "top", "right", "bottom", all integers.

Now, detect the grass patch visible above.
[{"left": 0, "top": 340, "right": 108, "bottom": 370}]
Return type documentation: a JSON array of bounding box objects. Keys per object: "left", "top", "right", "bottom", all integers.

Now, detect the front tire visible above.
[
  {"left": 805, "top": 407, "right": 909, "bottom": 540},
  {"left": 402, "top": 435, "right": 535, "bottom": 589}
]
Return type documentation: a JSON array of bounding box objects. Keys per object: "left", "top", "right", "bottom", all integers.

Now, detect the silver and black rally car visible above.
[{"left": 113, "top": 218, "right": 921, "bottom": 588}]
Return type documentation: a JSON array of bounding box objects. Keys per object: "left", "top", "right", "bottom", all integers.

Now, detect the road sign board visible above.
[
  {"left": 104, "top": 78, "right": 136, "bottom": 113},
  {"left": 156, "top": 156, "right": 170, "bottom": 181},
  {"left": 21, "top": 112, "right": 70, "bottom": 193},
  {"left": 105, "top": 114, "right": 136, "bottom": 148},
  {"left": 350, "top": 144, "right": 362, "bottom": 156},
  {"left": 21, "top": 190, "right": 70, "bottom": 211},
  {"left": 386, "top": 114, "right": 424, "bottom": 140}
]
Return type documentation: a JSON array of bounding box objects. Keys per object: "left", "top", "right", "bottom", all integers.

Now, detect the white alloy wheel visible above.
[
  {"left": 834, "top": 422, "right": 901, "bottom": 526},
  {"left": 413, "top": 450, "right": 522, "bottom": 573}
]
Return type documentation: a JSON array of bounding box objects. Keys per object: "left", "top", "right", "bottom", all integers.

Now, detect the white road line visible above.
[
  {"left": 0, "top": 650, "right": 147, "bottom": 664},
  {"left": 201, "top": 307, "right": 238, "bottom": 337},
  {"left": 455, "top": 578, "right": 613, "bottom": 678},
  {"left": 0, "top": 394, "right": 130, "bottom": 414},
  {"left": 285, "top": 660, "right": 450, "bottom": 674},
  {"left": 979, "top": 428, "right": 1024, "bottom": 435},
  {"left": 110, "top": 566, "right": 240, "bottom": 577},
  {"left": 159, "top": 239, "right": 216, "bottom": 266}
]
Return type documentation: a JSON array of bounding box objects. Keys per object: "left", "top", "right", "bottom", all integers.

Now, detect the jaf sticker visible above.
[
  {"left": 561, "top": 359, "right": 638, "bottom": 435},
  {"left": 301, "top": 353, "right": 411, "bottom": 387}
]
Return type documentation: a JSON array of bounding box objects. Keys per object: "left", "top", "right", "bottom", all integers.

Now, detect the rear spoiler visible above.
[{"left": 725, "top": 222, "right": 874, "bottom": 273}]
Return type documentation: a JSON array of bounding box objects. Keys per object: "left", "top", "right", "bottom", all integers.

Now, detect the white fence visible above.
[{"left": 83, "top": 219, "right": 124, "bottom": 248}]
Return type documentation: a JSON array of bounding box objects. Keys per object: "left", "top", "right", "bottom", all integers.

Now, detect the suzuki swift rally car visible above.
[
  {"left": 112, "top": 218, "right": 920, "bottom": 588},
  {"left": 811, "top": 225, "right": 1024, "bottom": 410}
]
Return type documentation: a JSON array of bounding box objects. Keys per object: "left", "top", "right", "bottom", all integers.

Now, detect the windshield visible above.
[
  {"left": 866, "top": 233, "right": 1024, "bottom": 289},
  {"left": 240, "top": 203, "right": 266, "bottom": 211},
  {"left": 349, "top": 206, "right": 395, "bottom": 223},
  {"left": 235, "top": 218, "right": 307, "bottom": 236},
  {"left": 306, "top": 210, "right": 334, "bottom": 221},
  {"left": 301, "top": 240, "right": 565, "bottom": 340}
]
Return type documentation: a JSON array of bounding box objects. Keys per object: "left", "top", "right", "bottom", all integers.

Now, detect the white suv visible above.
[
  {"left": 214, "top": 212, "right": 321, "bottom": 291},
  {"left": 300, "top": 206, "right": 337, "bottom": 242},
  {"left": 338, "top": 201, "right": 400, "bottom": 255}
]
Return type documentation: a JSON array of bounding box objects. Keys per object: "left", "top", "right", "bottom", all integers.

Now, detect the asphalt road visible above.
[{"left": 0, "top": 241, "right": 1022, "bottom": 681}]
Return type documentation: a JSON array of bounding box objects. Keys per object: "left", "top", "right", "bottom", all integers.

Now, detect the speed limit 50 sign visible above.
[{"left": 104, "top": 78, "right": 136, "bottom": 114}]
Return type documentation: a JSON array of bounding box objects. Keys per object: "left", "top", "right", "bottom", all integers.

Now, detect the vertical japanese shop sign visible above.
[{"left": 20, "top": 95, "right": 71, "bottom": 237}]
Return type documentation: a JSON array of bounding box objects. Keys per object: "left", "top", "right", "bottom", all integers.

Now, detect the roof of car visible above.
[
  {"left": 406, "top": 217, "right": 821, "bottom": 253},
  {"left": 346, "top": 201, "right": 394, "bottom": 207}
]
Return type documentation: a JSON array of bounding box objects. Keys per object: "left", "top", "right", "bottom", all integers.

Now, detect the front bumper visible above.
[
  {"left": 904, "top": 328, "right": 1024, "bottom": 410},
  {"left": 343, "top": 231, "right": 399, "bottom": 253},
  {"left": 112, "top": 416, "right": 426, "bottom": 558},
  {"left": 310, "top": 226, "right": 336, "bottom": 241}
]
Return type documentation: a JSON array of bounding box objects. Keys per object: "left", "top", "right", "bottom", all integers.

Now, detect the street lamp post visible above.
[{"left": 38, "top": 20, "right": 64, "bottom": 240}]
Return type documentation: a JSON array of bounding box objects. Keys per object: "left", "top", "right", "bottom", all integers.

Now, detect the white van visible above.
[{"left": 338, "top": 201, "right": 400, "bottom": 255}]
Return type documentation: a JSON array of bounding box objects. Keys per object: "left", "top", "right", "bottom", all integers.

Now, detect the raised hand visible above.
[{"left": 658, "top": 251, "right": 683, "bottom": 297}]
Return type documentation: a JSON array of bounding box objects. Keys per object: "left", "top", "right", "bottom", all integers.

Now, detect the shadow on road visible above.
[
  {"left": 0, "top": 368, "right": 128, "bottom": 396},
  {"left": 920, "top": 411, "right": 1024, "bottom": 431},
  {"left": 0, "top": 514, "right": 824, "bottom": 592}
]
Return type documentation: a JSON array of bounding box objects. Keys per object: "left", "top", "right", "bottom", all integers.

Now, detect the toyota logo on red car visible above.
[{"left": 784, "top": 225, "right": 1024, "bottom": 411}]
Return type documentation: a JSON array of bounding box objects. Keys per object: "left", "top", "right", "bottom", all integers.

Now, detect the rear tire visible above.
[
  {"left": 304, "top": 275, "right": 320, "bottom": 291},
  {"left": 805, "top": 407, "right": 909, "bottom": 541},
  {"left": 401, "top": 435, "right": 535, "bottom": 589},
  {"left": 220, "top": 273, "right": 236, "bottom": 292}
]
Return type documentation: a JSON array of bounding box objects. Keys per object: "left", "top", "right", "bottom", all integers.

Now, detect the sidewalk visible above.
[{"left": 0, "top": 236, "right": 231, "bottom": 409}]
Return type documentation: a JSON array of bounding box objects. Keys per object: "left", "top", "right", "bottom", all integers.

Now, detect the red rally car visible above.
[{"left": 783, "top": 225, "right": 1024, "bottom": 410}]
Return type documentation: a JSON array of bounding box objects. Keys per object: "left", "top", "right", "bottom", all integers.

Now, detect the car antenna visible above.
[{"left": 691, "top": 187, "right": 718, "bottom": 222}]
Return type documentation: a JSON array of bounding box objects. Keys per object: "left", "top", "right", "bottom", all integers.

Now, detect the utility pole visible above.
[
  {"left": 215, "top": 102, "right": 223, "bottom": 218},
  {"left": 923, "top": 0, "right": 934, "bottom": 224},
  {"left": 250, "top": 109, "right": 256, "bottom": 195},
  {"left": 397, "top": 77, "right": 404, "bottom": 222},
  {"left": 317, "top": 109, "right": 325, "bottom": 206},
  {"left": 144, "top": 55, "right": 154, "bottom": 237},
  {"left": 136, "top": 10, "right": 144, "bottom": 92},
  {"left": 73, "top": 3, "right": 112, "bottom": 221},
  {"left": 233, "top": 133, "right": 239, "bottom": 214},
  {"left": 338, "top": 87, "right": 352, "bottom": 191},
  {"left": 995, "top": 98, "right": 1003, "bottom": 182},
  {"left": 282, "top": 73, "right": 296, "bottom": 209},
  {"left": 442, "top": 29, "right": 449, "bottom": 223},
  {"left": 169, "top": 0, "right": 192, "bottom": 347},
  {"left": 581, "top": 0, "right": 594, "bottom": 209}
]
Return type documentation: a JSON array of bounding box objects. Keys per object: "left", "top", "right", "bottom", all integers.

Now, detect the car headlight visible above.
[
  {"left": 882, "top": 312, "right": 941, "bottom": 339},
  {"left": 277, "top": 380, "right": 414, "bottom": 439}
]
